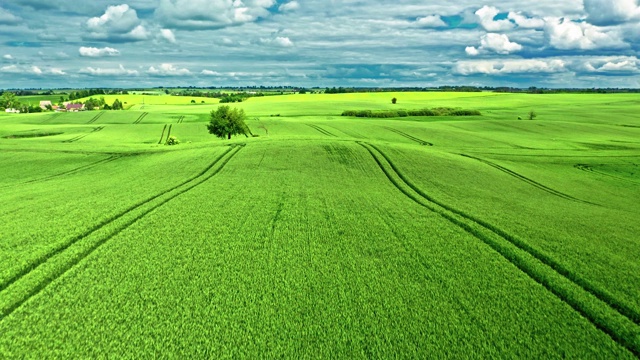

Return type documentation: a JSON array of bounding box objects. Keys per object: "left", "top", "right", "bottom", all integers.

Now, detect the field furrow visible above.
[
  {"left": 358, "top": 142, "right": 640, "bottom": 356},
  {"left": 0, "top": 145, "right": 243, "bottom": 320}
]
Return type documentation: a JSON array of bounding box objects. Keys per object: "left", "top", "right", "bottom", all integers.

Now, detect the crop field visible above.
[{"left": 0, "top": 92, "right": 639, "bottom": 357}]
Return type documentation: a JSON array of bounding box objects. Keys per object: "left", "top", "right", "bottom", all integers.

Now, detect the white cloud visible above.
[
  {"left": 3, "top": 54, "right": 13, "bottom": 60},
  {"left": 80, "top": 64, "right": 139, "bottom": 76},
  {"left": 466, "top": 33, "right": 522, "bottom": 56},
  {"left": 508, "top": 12, "right": 545, "bottom": 29},
  {"left": 260, "top": 36, "right": 294, "bottom": 47},
  {"left": 0, "top": 7, "right": 21, "bottom": 25},
  {"left": 577, "top": 56, "right": 639, "bottom": 73},
  {"left": 583, "top": 0, "right": 640, "bottom": 25},
  {"left": 51, "top": 68, "right": 66, "bottom": 76},
  {"left": 279, "top": 1, "right": 299, "bottom": 12},
  {"left": 148, "top": 63, "right": 191, "bottom": 76},
  {"left": 85, "top": 4, "right": 149, "bottom": 42},
  {"left": 0, "top": 64, "right": 56, "bottom": 75},
  {"left": 201, "top": 69, "right": 223, "bottom": 76},
  {"left": 155, "top": 0, "right": 276, "bottom": 30},
  {"left": 544, "top": 17, "right": 627, "bottom": 50},
  {"left": 416, "top": 15, "right": 447, "bottom": 28},
  {"left": 465, "top": 46, "right": 480, "bottom": 56},
  {"left": 79, "top": 47, "right": 120, "bottom": 57},
  {"left": 475, "top": 6, "right": 514, "bottom": 32},
  {"left": 159, "top": 29, "right": 176, "bottom": 43},
  {"left": 455, "top": 59, "right": 566, "bottom": 75}
]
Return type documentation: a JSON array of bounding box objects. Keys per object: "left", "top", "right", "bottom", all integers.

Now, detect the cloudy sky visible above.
[{"left": 1, "top": 0, "right": 639, "bottom": 88}]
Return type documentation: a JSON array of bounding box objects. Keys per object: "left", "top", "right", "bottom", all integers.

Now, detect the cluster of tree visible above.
[
  {"left": 341, "top": 107, "right": 481, "bottom": 118},
  {"left": 174, "top": 90, "right": 265, "bottom": 101},
  {"left": 67, "top": 89, "right": 129, "bottom": 101}
]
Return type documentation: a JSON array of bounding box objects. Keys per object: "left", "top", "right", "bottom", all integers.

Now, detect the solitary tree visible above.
[
  {"left": 112, "top": 98, "right": 123, "bottom": 110},
  {"left": 2, "top": 92, "right": 18, "bottom": 109},
  {"left": 207, "top": 105, "right": 249, "bottom": 139},
  {"left": 528, "top": 110, "right": 537, "bottom": 120},
  {"left": 391, "top": 97, "right": 397, "bottom": 104}
]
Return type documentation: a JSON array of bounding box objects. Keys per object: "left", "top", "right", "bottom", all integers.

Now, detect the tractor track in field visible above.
[
  {"left": 87, "top": 112, "right": 105, "bottom": 124},
  {"left": 133, "top": 112, "right": 148, "bottom": 124},
  {"left": 177, "top": 115, "right": 185, "bottom": 124},
  {"left": 325, "top": 125, "right": 365, "bottom": 139},
  {"left": 40, "top": 113, "right": 62, "bottom": 124},
  {"left": 358, "top": 141, "right": 640, "bottom": 357},
  {"left": 158, "top": 124, "right": 168, "bottom": 144},
  {"left": 461, "top": 154, "right": 596, "bottom": 205},
  {"left": 306, "top": 124, "right": 337, "bottom": 137},
  {"left": 382, "top": 126, "right": 433, "bottom": 146},
  {"left": 62, "top": 127, "right": 105, "bottom": 143},
  {"left": 0, "top": 156, "right": 120, "bottom": 189},
  {"left": 0, "top": 145, "right": 244, "bottom": 321},
  {"left": 574, "top": 164, "right": 640, "bottom": 185}
]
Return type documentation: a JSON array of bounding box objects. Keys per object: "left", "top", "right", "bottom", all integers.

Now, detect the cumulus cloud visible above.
[
  {"left": 155, "top": 0, "right": 276, "bottom": 30},
  {"left": 279, "top": 1, "right": 299, "bottom": 12},
  {"left": 85, "top": 4, "right": 149, "bottom": 42},
  {"left": 454, "top": 59, "right": 566, "bottom": 75},
  {"left": 3, "top": 54, "right": 13, "bottom": 60},
  {"left": 148, "top": 63, "right": 191, "bottom": 76},
  {"left": 260, "top": 36, "right": 294, "bottom": 47},
  {"left": 583, "top": 0, "right": 640, "bottom": 26},
  {"left": 201, "top": 69, "right": 223, "bottom": 76},
  {"left": 545, "top": 17, "right": 627, "bottom": 50},
  {"left": 79, "top": 64, "right": 139, "bottom": 76},
  {"left": 466, "top": 33, "right": 522, "bottom": 56},
  {"left": 0, "top": 7, "right": 21, "bottom": 25},
  {"left": 508, "top": 12, "right": 545, "bottom": 29},
  {"left": 416, "top": 15, "right": 447, "bottom": 28},
  {"left": 79, "top": 47, "right": 120, "bottom": 57},
  {"left": 577, "top": 56, "right": 640, "bottom": 73},
  {"left": 159, "top": 29, "right": 176, "bottom": 43},
  {"left": 475, "top": 6, "right": 514, "bottom": 32},
  {"left": 0, "top": 64, "right": 60, "bottom": 75}
]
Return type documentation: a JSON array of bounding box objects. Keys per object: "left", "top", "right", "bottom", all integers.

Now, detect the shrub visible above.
[{"left": 165, "top": 136, "right": 180, "bottom": 145}]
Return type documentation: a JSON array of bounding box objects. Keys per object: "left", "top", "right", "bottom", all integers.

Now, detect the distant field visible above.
[{"left": 0, "top": 92, "right": 639, "bottom": 358}]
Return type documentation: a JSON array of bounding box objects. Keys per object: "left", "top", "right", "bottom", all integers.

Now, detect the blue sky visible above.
[{"left": 0, "top": 0, "right": 639, "bottom": 88}]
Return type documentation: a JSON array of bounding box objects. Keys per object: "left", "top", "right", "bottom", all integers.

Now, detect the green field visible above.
[{"left": 0, "top": 92, "right": 639, "bottom": 357}]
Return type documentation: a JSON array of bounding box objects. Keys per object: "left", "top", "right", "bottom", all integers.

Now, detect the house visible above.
[
  {"left": 66, "top": 103, "right": 85, "bottom": 112},
  {"left": 39, "top": 101, "right": 52, "bottom": 109},
  {"left": 5, "top": 108, "right": 20, "bottom": 113}
]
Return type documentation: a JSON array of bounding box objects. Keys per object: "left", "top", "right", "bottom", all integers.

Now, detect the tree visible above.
[
  {"left": 207, "top": 105, "right": 249, "bottom": 140},
  {"left": 2, "top": 92, "right": 18, "bottom": 109},
  {"left": 528, "top": 110, "right": 537, "bottom": 120},
  {"left": 112, "top": 99, "right": 123, "bottom": 110},
  {"left": 392, "top": 97, "right": 397, "bottom": 104}
]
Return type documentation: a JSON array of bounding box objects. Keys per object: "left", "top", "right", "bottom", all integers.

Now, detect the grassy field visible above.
[{"left": 0, "top": 92, "right": 639, "bottom": 357}]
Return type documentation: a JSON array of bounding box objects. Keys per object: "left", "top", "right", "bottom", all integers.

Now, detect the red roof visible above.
[{"left": 66, "top": 103, "right": 84, "bottom": 110}]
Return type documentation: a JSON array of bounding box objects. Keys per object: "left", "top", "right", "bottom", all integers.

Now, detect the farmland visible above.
[{"left": 0, "top": 92, "right": 639, "bottom": 357}]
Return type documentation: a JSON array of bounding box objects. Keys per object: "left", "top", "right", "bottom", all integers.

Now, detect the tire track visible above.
[
  {"left": 87, "top": 112, "right": 105, "bottom": 124},
  {"left": 165, "top": 124, "right": 173, "bottom": 143},
  {"left": 133, "top": 112, "right": 148, "bottom": 124},
  {"left": 461, "top": 154, "right": 595, "bottom": 205},
  {"left": 158, "top": 124, "right": 168, "bottom": 144},
  {"left": 306, "top": 124, "right": 336, "bottom": 137},
  {"left": 41, "top": 113, "right": 62, "bottom": 124},
  {"left": 325, "top": 124, "right": 365, "bottom": 139},
  {"left": 62, "top": 127, "right": 105, "bottom": 143},
  {"left": 575, "top": 164, "right": 640, "bottom": 185},
  {"left": 0, "top": 156, "right": 120, "bottom": 189},
  {"left": 382, "top": 126, "right": 433, "bottom": 146},
  {"left": 358, "top": 142, "right": 640, "bottom": 356},
  {"left": 0, "top": 145, "right": 244, "bottom": 321},
  {"left": 177, "top": 115, "right": 185, "bottom": 124}
]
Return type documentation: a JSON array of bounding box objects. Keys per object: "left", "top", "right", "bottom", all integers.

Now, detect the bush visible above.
[{"left": 165, "top": 135, "right": 180, "bottom": 145}]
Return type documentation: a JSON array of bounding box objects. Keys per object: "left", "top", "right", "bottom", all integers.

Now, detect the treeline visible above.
[
  {"left": 342, "top": 108, "right": 481, "bottom": 118},
  {"left": 174, "top": 90, "right": 266, "bottom": 103}
]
